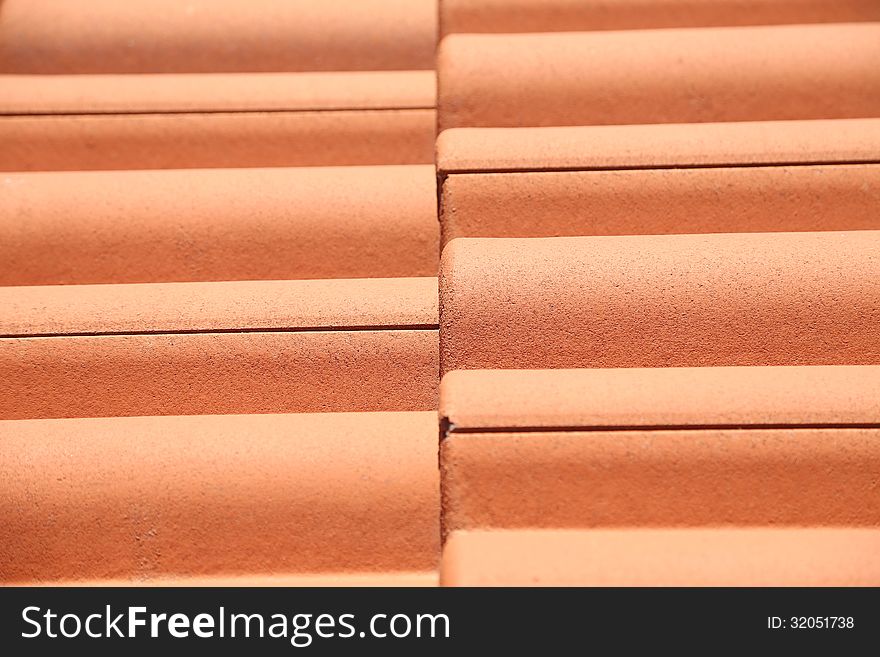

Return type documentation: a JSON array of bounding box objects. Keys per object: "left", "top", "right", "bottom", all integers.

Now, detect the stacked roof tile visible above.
[
  {"left": 437, "top": 2, "right": 880, "bottom": 585},
  {"left": 1, "top": 0, "right": 439, "bottom": 586},
  {"left": 2, "top": 0, "right": 879, "bottom": 587}
]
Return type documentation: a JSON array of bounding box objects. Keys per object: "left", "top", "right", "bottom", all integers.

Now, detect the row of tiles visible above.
[
  {"left": 5, "top": 365, "right": 880, "bottom": 584},
  {"left": 5, "top": 20, "right": 880, "bottom": 170},
  {"left": 0, "top": 72, "right": 436, "bottom": 171},
  {"left": 7, "top": 5, "right": 880, "bottom": 587},
  {"left": 0, "top": 3, "right": 442, "bottom": 586},
  {"left": 2, "top": 118, "right": 878, "bottom": 285},
  {"left": 437, "top": 22, "right": 880, "bottom": 129},
  {"left": 4, "top": 220, "right": 879, "bottom": 420},
  {"left": 0, "top": 278, "right": 439, "bottom": 419},
  {"left": 3, "top": 0, "right": 879, "bottom": 75},
  {"left": 441, "top": 366, "right": 880, "bottom": 584},
  {"left": 434, "top": 9, "right": 880, "bottom": 585}
]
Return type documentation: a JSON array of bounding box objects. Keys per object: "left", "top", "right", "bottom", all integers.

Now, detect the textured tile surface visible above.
[
  {"left": 440, "top": 366, "right": 880, "bottom": 431},
  {"left": 438, "top": 24, "right": 880, "bottom": 129},
  {"left": 440, "top": 232, "right": 880, "bottom": 373},
  {"left": 441, "top": 0, "right": 880, "bottom": 35},
  {"left": 0, "top": 0, "right": 438, "bottom": 73},
  {"left": 0, "top": 412, "right": 439, "bottom": 584},
  {"left": 0, "top": 167, "right": 439, "bottom": 283},
  {"left": 0, "top": 279, "right": 439, "bottom": 418},
  {"left": 442, "top": 529, "right": 880, "bottom": 586}
]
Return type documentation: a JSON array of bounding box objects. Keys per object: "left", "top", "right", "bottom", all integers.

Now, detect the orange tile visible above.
[
  {"left": 0, "top": 412, "right": 439, "bottom": 584},
  {"left": 440, "top": 366, "right": 880, "bottom": 534},
  {"left": 0, "top": 71, "right": 436, "bottom": 115},
  {"left": 442, "top": 529, "right": 880, "bottom": 586},
  {"left": 439, "top": 233, "right": 880, "bottom": 373},
  {"left": 438, "top": 119, "right": 880, "bottom": 243},
  {"left": 0, "top": 278, "right": 438, "bottom": 418},
  {"left": 436, "top": 119, "right": 880, "bottom": 173},
  {"left": 27, "top": 572, "right": 439, "bottom": 587},
  {"left": 442, "top": 428, "right": 880, "bottom": 533},
  {"left": 441, "top": 165, "right": 880, "bottom": 243},
  {"left": 0, "top": 72, "right": 435, "bottom": 170},
  {"left": 0, "top": 278, "right": 438, "bottom": 335},
  {"left": 441, "top": 0, "right": 880, "bottom": 35},
  {"left": 0, "top": 166, "right": 438, "bottom": 284},
  {"left": 0, "top": 0, "right": 437, "bottom": 73},
  {"left": 437, "top": 24, "right": 880, "bottom": 129},
  {"left": 440, "top": 366, "right": 880, "bottom": 432}
]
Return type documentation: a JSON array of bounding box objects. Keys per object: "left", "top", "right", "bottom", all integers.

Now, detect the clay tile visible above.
[
  {"left": 441, "top": 426, "right": 880, "bottom": 532},
  {"left": 440, "top": 0, "right": 880, "bottom": 36},
  {"left": 441, "top": 529, "right": 880, "bottom": 586},
  {"left": 0, "top": 72, "right": 436, "bottom": 115},
  {"left": 437, "top": 24, "right": 880, "bottom": 130},
  {"left": 42, "top": 573, "right": 439, "bottom": 587},
  {"left": 437, "top": 120, "right": 880, "bottom": 243},
  {"left": 439, "top": 232, "right": 880, "bottom": 374},
  {"left": 0, "top": 412, "right": 439, "bottom": 584},
  {"left": 436, "top": 119, "right": 880, "bottom": 174},
  {"left": 440, "top": 365, "right": 880, "bottom": 534},
  {"left": 440, "top": 366, "right": 880, "bottom": 432},
  {"left": 0, "top": 278, "right": 438, "bottom": 418},
  {"left": 0, "top": 166, "right": 439, "bottom": 284},
  {"left": 0, "top": 73, "right": 436, "bottom": 170},
  {"left": 0, "top": 0, "right": 437, "bottom": 73}
]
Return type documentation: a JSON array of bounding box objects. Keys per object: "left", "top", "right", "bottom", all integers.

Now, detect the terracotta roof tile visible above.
[
  {"left": 442, "top": 529, "right": 880, "bottom": 586},
  {"left": 0, "top": 166, "right": 438, "bottom": 283},
  {"left": 442, "top": 428, "right": 880, "bottom": 533},
  {"left": 440, "top": 366, "right": 880, "bottom": 431},
  {"left": 0, "top": 278, "right": 438, "bottom": 336},
  {"left": 0, "top": 412, "right": 439, "bottom": 584},
  {"left": 441, "top": 0, "right": 880, "bottom": 35},
  {"left": 0, "top": 111, "right": 435, "bottom": 171},
  {"left": 436, "top": 119, "right": 880, "bottom": 174},
  {"left": 0, "top": 279, "right": 438, "bottom": 419},
  {"left": 438, "top": 119, "right": 880, "bottom": 243},
  {"left": 0, "top": 0, "right": 437, "bottom": 73},
  {"left": 0, "top": 72, "right": 436, "bottom": 171},
  {"left": 437, "top": 24, "right": 880, "bottom": 129},
  {"left": 440, "top": 366, "right": 880, "bottom": 536},
  {"left": 0, "top": 71, "right": 436, "bottom": 115},
  {"left": 4, "top": 0, "right": 880, "bottom": 588},
  {"left": 439, "top": 232, "right": 880, "bottom": 373}
]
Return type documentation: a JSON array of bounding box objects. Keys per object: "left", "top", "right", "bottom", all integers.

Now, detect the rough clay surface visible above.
[
  {"left": 441, "top": 164, "right": 880, "bottom": 244},
  {"left": 440, "top": 366, "right": 880, "bottom": 431},
  {"left": 0, "top": 167, "right": 439, "bottom": 283},
  {"left": 0, "top": 412, "right": 439, "bottom": 584},
  {"left": 436, "top": 119, "right": 880, "bottom": 172},
  {"left": 441, "top": 0, "right": 880, "bottom": 35},
  {"left": 441, "top": 529, "right": 880, "bottom": 586},
  {"left": 0, "top": 330, "right": 438, "bottom": 419},
  {"left": 437, "top": 24, "right": 880, "bottom": 129},
  {"left": 0, "top": 278, "right": 438, "bottom": 336},
  {"left": 439, "top": 232, "right": 880, "bottom": 373},
  {"left": 0, "top": 110, "right": 436, "bottom": 171},
  {"left": 0, "top": 71, "right": 435, "bottom": 115},
  {"left": 0, "top": 0, "right": 437, "bottom": 73},
  {"left": 441, "top": 429, "right": 880, "bottom": 534}
]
